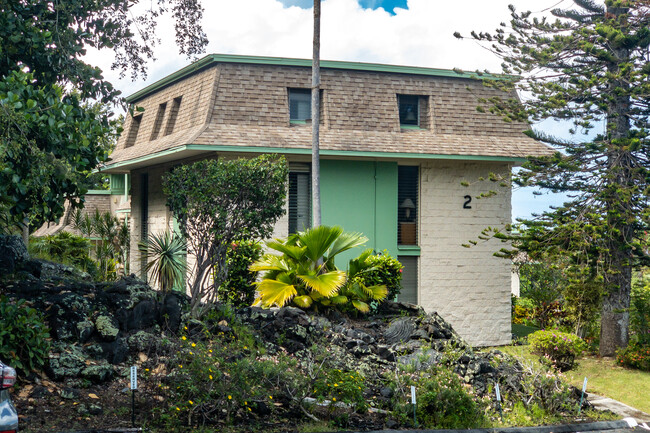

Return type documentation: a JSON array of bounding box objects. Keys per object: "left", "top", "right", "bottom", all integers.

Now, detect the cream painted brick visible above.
[{"left": 418, "top": 160, "right": 512, "bottom": 347}]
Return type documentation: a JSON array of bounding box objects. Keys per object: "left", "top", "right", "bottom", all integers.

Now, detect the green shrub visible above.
[
  {"left": 312, "top": 369, "right": 366, "bottom": 411},
  {"left": 630, "top": 283, "right": 650, "bottom": 345},
  {"left": 29, "top": 232, "right": 97, "bottom": 277},
  {"left": 0, "top": 296, "right": 51, "bottom": 373},
  {"left": 528, "top": 329, "right": 586, "bottom": 371},
  {"left": 415, "top": 366, "right": 485, "bottom": 429},
  {"left": 217, "top": 239, "right": 262, "bottom": 307},
  {"left": 616, "top": 342, "right": 650, "bottom": 371},
  {"left": 353, "top": 250, "right": 403, "bottom": 301}
]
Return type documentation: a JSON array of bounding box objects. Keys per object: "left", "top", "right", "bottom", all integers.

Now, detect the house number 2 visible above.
[{"left": 463, "top": 195, "right": 472, "bottom": 209}]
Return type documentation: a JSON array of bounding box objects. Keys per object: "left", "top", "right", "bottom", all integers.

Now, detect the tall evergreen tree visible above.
[{"left": 456, "top": 0, "right": 650, "bottom": 356}]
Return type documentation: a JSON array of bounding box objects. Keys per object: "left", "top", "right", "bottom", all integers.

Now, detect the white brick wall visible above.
[{"left": 419, "top": 160, "right": 512, "bottom": 346}]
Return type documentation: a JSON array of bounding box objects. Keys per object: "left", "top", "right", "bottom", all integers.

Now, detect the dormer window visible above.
[
  {"left": 289, "top": 88, "right": 311, "bottom": 124},
  {"left": 164, "top": 96, "right": 182, "bottom": 136},
  {"left": 125, "top": 114, "right": 142, "bottom": 148},
  {"left": 398, "top": 95, "right": 420, "bottom": 128}
]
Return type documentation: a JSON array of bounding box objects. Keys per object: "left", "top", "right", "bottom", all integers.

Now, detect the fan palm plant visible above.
[
  {"left": 139, "top": 231, "right": 187, "bottom": 293},
  {"left": 251, "top": 225, "right": 367, "bottom": 309}
]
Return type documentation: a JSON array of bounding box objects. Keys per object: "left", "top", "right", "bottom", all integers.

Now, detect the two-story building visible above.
[{"left": 102, "top": 54, "right": 551, "bottom": 346}]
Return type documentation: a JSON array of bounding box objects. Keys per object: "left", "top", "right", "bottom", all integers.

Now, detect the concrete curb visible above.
[{"left": 337, "top": 419, "right": 639, "bottom": 433}]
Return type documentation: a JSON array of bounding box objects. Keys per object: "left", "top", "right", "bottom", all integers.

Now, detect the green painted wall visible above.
[{"left": 321, "top": 160, "right": 398, "bottom": 268}]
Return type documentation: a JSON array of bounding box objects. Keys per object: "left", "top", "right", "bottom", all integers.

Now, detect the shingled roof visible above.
[{"left": 104, "top": 54, "right": 552, "bottom": 172}]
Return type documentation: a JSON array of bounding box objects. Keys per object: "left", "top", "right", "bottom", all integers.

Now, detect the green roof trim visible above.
[
  {"left": 86, "top": 189, "right": 111, "bottom": 195},
  {"left": 101, "top": 144, "right": 526, "bottom": 171},
  {"left": 126, "top": 53, "right": 511, "bottom": 103}
]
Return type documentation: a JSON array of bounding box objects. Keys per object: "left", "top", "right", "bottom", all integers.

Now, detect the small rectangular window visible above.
[
  {"left": 125, "top": 114, "right": 142, "bottom": 148},
  {"left": 289, "top": 165, "right": 311, "bottom": 234},
  {"left": 397, "top": 256, "right": 418, "bottom": 304},
  {"left": 398, "top": 94, "right": 420, "bottom": 128},
  {"left": 289, "top": 89, "right": 312, "bottom": 123},
  {"left": 150, "top": 102, "right": 167, "bottom": 140},
  {"left": 164, "top": 97, "right": 182, "bottom": 136},
  {"left": 398, "top": 165, "right": 418, "bottom": 245}
]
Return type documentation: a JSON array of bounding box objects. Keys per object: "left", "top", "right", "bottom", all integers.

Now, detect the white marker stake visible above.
[
  {"left": 579, "top": 377, "right": 588, "bottom": 415},
  {"left": 495, "top": 383, "right": 503, "bottom": 422},
  {"left": 130, "top": 366, "right": 137, "bottom": 427},
  {"left": 411, "top": 386, "right": 417, "bottom": 427},
  {"left": 130, "top": 365, "right": 138, "bottom": 390}
]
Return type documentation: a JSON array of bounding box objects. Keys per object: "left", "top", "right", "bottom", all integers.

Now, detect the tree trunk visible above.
[
  {"left": 599, "top": 4, "right": 633, "bottom": 357},
  {"left": 311, "top": 0, "right": 321, "bottom": 227},
  {"left": 21, "top": 215, "right": 29, "bottom": 246}
]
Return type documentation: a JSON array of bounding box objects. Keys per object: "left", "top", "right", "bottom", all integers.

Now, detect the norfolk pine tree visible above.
[{"left": 456, "top": 1, "right": 650, "bottom": 356}]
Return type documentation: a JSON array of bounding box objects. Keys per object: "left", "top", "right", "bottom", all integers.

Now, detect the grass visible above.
[
  {"left": 495, "top": 345, "right": 650, "bottom": 415},
  {"left": 565, "top": 356, "right": 650, "bottom": 414}
]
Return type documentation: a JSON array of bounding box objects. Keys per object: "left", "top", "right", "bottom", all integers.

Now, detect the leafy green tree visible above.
[
  {"left": 0, "top": 71, "right": 116, "bottom": 238},
  {"left": 0, "top": 0, "right": 207, "bottom": 238},
  {"left": 456, "top": 1, "right": 650, "bottom": 356},
  {"left": 163, "top": 155, "right": 288, "bottom": 316}
]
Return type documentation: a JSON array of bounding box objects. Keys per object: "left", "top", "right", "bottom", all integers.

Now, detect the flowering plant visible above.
[{"left": 528, "top": 330, "right": 586, "bottom": 371}]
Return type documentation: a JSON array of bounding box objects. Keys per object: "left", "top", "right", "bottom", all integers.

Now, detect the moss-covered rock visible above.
[
  {"left": 95, "top": 315, "right": 119, "bottom": 341},
  {"left": 81, "top": 362, "right": 115, "bottom": 383}
]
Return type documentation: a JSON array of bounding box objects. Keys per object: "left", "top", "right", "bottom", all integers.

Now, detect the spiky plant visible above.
[{"left": 139, "top": 231, "right": 187, "bottom": 293}]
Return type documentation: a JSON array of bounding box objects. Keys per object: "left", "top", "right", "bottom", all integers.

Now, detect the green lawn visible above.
[{"left": 495, "top": 345, "right": 650, "bottom": 414}]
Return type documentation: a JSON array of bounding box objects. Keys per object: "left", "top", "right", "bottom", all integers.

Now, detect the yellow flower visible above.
[
  {"left": 189, "top": 400, "right": 194, "bottom": 405},
  {"left": 244, "top": 402, "right": 248, "bottom": 405},
  {"left": 176, "top": 407, "right": 180, "bottom": 411},
  {"left": 209, "top": 375, "right": 213, "bottom": 380},
  {"left": 247, "top": 407, "right": 252, "bottom": 412},
  {"left": 228, "top": 395, "right": 232, "bottom": 400},
  {"left": 191, "top": 343, "right": 196, "bottom": 347},
  {"left": 333, "top": 398, "right": 337, "bottom": 402},
  {"left": 243, "top": 346, "right": 248, "bottom": 349},
  {"left": 334, "top": 384, "right": 338, "bottom": 387},
  {"left": 181, "top": 336, "right": 186, "bottom": 340},
  {"left": 189, "top": 351, "right": 193, "bottom": 355},
  {"left": 269, "top": 396, "right": 273, "bottom": 399},
  {"left": 145, "top": 369, "right": 149, "bottom": 372},
  {"left": 209, "top": 349, "right": 213, "bottom": 353},
  {"left": 178, "top": 364, "right": 183, "bottom": 368},
  {"left": 184, "top": 326, "right": 188, "bottom": 330}
]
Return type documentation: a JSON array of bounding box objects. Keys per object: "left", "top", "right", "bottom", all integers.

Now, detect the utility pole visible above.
[{"left": 311, "top": 0, "right": 321, "bottom": 227}]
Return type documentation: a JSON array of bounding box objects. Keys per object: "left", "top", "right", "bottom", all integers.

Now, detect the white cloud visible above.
[{"left": 86, "top": 0, "right": 545, "bottom": 98}]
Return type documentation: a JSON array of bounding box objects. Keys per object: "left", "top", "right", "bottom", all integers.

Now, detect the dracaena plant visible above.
[{"left": 251, "top": 226, "right": 367, "bottom": 309}]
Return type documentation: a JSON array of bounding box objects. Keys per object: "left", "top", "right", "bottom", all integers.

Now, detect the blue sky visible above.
[{"left": 279, "top": 0, "right": 408, "bottom": 14}]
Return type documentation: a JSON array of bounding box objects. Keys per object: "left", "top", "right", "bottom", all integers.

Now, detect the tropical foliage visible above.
[
  {"left": 28, "top": 232, "right": 98, "bottom": 277},
  {"left": 73, "top": 209, "right": 130, "bottom": 280},
  {"left": 252, "top": 226, "right": 388, "bottom": 312},
  {"left": 163, "top": 155, "right": 287, "bottom": 316},
  {"left": 139, "top": 231, "right": 187, "bottom": 293}
]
